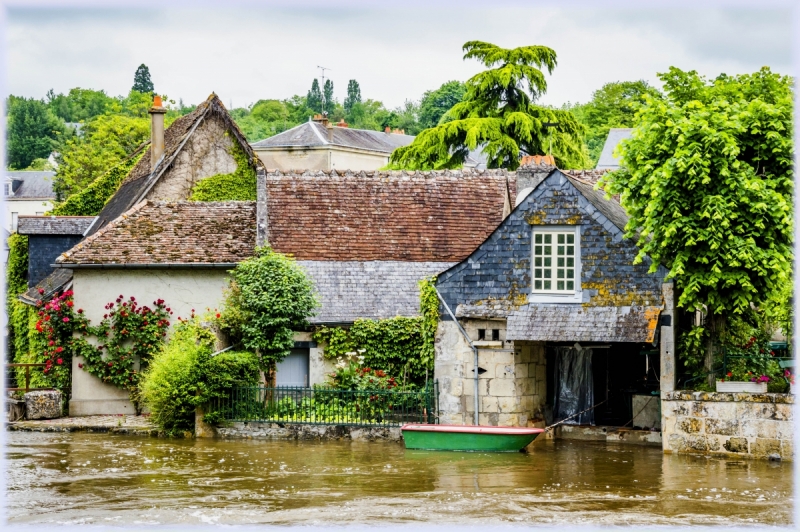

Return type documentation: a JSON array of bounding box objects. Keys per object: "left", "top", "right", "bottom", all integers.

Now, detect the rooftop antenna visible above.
[{"left": 317, "top": 65, "right": 331, "bottom": 114}]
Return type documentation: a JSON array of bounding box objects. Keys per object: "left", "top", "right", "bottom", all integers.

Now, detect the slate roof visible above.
[
  {"left": 17, "top": 216, "right": 95, "bottom": 236},
  {"left": 5, "top": 171, "right": 56, "bottom": 199},
  {"left": 266, "top": 169, "right": 515, "bottom": 262},
  {"left": 506, "top": 305, "right": 662, "bottom": 343},
  {"left": 252, "top": 121, "right": 415, "bottom": 154},
  {"left": 565, "top": 174, "right": 629, "bottom": 232},
  {"left": 19, "top": 267, "right": 74, "bottom": 306},
  {"left": 596, "top": 128, "right": 633, "bottom": 169},
  {"left": 299, "top": 261, "right": 453, "bottom": 324},
  {"left": 56, "top": 201, "right": 257, "bottom": 266},
  {"left": 86, "top": 93, "right": 258, "bottom": 237}
]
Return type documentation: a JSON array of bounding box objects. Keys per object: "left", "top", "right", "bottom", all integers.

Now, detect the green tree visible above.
[
  {"left": 307, "top": 79, "right": 323, "bottom": 114},
  {"left": 220, "top": 247, "right": 318, "bottom": 375},
  {"left": 390, "top": 41, "right": 584, "bottom": 170},
  {"left": 46, "top": 88, "right": 115, "bottom": 123},
  {"left": 6, "top": 96, "right": 65, "bottom": 169},
  {"left": 344, "top": 79, "right": 362, "bottom": 116},
  {"left": 568, "top": 80, "right": 661, "bottom": 165},
  {"left": 132, "top": 64, "right": 155, "bottom": 94},
  {"left": 599, "top": 66, "right": 793, "bottom": 387},
  {"left": 418, "top": 80, "right": 466, "bottom": 129},
  {"left": 323, "top": 79, "right": 334, "bottom": 114}
]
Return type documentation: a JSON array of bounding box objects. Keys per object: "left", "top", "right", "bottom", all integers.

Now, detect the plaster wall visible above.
[
  {"left": 434, "top": 319, "right": 546, "bottom": 426},
  {"left": 69, "top": 268, "right": 230, "bottom": 416},
  {"left": 5, "top": 199, "right": 53, "bottom": 231},
  {"left": 148, "top": 114, "right": 238, "bottom": 200},
  {"left": 662, "top": 391, "right": 795, "bottom": 460},
  {"left": 253, "top": 146, "right": 388, "bottom": 172}
]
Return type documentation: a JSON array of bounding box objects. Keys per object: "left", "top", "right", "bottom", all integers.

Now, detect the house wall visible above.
[
  {"left": 293, "top": 331, "right": 334, "bottom": 386},
  {"left": 69, "top": 268, "right": 230, "bottom": 416},
  {"left": 5, "top": 199, "right": 52, "bottom": 231},
  {"left": 435, "top": 319, "right": 546, "bottom": 426},
  {"left": 148, "top": 114, "right": 238, "bottom": 200},
  {"left": 253, "top": 146, "right": 388, "bottom": 172},
  {"left": 662, "top": 391, "right": 794, "bottom": 460},
  {"left": 27, "top": 235, "right": 83, "bottom": 286}
]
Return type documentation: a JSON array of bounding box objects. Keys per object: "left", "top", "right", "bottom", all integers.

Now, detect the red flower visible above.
[
  {"left": 38, "top": 288, "right": 44, "bottom": 294},
  {"left": 78, "top": 309, "right": 83, "bottom": 314},
  {"left": 56, "top": 346, "right": 63, "bottom": 353},
  {"left": 216, "top": 313, "right": 221, "bottom": 319},
  {"left": 78, "top": 363, "right": 83, "bottom": 369},
  {"left": 66, "top": 301, "right": 74, "bottom": 308},
  {"left": 44, "top": 315, "right": 50, "bottom": 321},
  {"left": 63, "top": 317, "right": 70, "bottom": 323},
  {"left": 49, "top": 340, "right": 54, "bottom": 346},
  {"left": 108, "top": 362, "right": 113, "bottom": 367},
  {"left": 56, "top": 358, "right": 63, "bottom": 365},
  {"left": 727, "top": 372, "right": 733, "bottom": 378}
]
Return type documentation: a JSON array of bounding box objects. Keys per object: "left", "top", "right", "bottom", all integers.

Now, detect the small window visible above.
[
  {"left": 4, "top": 183, "right": 11, "bottom": 196},
  {"left": 477, "top": 329, "right": 486, "bottom": 341},
  {"left": 533, "top": 229, "right": 578, "bottom": 293},
  {"left": 491, "top": 329, "right": 500, "bottom": 341}
]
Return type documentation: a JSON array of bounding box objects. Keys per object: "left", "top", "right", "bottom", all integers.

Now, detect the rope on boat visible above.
[{"left": 544, "top": 398, "right": 608, "bottom": 433}]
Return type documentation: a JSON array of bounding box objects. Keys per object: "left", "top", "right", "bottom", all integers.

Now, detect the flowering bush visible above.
[
  {"left": 718, "top": 335, "right": 791, "bottom": 392},
  {"left": 75, "top": 295, "right": 172, "bottom": 393},
  {"left": 325, "top": 351, "right": 403, "bottom": 391}
]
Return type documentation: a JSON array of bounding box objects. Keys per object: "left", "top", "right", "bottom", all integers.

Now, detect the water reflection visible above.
[{"left": 5, "top": 432, "right": 793, "bottom": 526}]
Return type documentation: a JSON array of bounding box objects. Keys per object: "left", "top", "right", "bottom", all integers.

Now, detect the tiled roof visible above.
[
  {"left": 507, "top": 304, "right": 662, "bottom": 343},
  {"left": 562, "top": 168, "right": 612, "bottom": 185},
  {"left": 17, "top": 216, "right": 95, "bottom": 236},
  {"left": 299, "top": 261, "right": 453, "bottom": 324},
  {"left": 87, "top": 93, "right": 258, "bottom": 237},
  {"left": 266, "top": 169, "right": 515, "bottom": 262},
  {"left": 19, "top": 268, "right": 73, "bottom": 306},
  {"left": 56, "top": 201, "right": 256, "bottom": 265},
  {"left": 252, "top": 121, "right": 415, "bottom": 154},
  {"left": 5, "top": 171, "right": 56, "bottom": 199},
  {"left": 566, "top": 174, "right": 628, "bottom": 232}
]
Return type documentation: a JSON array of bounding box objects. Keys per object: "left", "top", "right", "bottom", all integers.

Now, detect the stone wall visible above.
[
  {"left": 216, "top": 422, "right": 402, "bottom": 441},
  {"left": 662, "top": 391, "right": 795, "bottom": 460},
  {"left": 435, "top": 320, "right": 546, "bottom": 426}
]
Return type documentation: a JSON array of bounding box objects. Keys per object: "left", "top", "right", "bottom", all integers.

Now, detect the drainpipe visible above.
[{"left": 434, "top": 287, "right": 479, "bottom": 426}]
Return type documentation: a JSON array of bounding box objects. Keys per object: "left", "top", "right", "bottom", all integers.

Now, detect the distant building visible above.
[
  {"left": 595, "top": 128, "right": 633, "bottom": 170},
  {"left": 251, "top": 115, "right": 486, "bottom": 171},
  {"left": 3, "top": 171, "right": 56, "bottom": 232}
]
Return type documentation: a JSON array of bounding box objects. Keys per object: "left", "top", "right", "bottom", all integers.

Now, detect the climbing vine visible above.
[
  {"left": 5, "top": 233, "right": 41, "bottom": 388},
  {"left": 189, "top": 133, "right": 257, "bottom": 201},
  {"left": 51, "top": 152, "right": 143, "bottom": 216},
  {"left": 312, "top": 277, "right": 440, "bottom": 386}
]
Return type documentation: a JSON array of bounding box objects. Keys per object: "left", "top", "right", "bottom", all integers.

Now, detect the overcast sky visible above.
[{"left": 5, "top": 3, "right": 795, "bottom": 110}]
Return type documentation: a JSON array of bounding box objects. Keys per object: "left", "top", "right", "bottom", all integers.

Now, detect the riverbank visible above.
[{"left": 6, "top": 414, "right": 161, "bottom": 436}]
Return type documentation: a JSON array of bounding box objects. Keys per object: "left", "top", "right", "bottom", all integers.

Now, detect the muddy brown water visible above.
[{"left": 4, "top": 432, "right": 793, "bottom": 526}]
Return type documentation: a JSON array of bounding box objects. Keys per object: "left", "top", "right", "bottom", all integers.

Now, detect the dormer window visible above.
[
  {"left": 532, "top": 227, "right": 579, "bottom": 294},
  {"left": 4, "top": 182, "right": 12, "bottom": 196}
]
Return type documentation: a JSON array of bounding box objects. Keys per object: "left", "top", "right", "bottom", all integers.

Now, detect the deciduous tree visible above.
[{"left": 6, "top": 96, "right": 65, "bottom": 169}]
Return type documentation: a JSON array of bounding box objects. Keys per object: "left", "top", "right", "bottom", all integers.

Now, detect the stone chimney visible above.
[
  {"left": 515, "top": 156, "right": 557, "bottom": 207},
  {"left": 326, "top": 119, "right": 334, "bottom": 142},
  {"left": 149, "top": 95, "right": 167, "bottom": 172}
]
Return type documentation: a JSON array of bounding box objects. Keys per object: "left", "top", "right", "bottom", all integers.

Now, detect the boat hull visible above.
[{"left": 401, "top": 424, "right": 545, "bottom": 452}]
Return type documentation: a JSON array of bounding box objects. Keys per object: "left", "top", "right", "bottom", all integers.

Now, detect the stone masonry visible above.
[{"left": 662, "top": 391, "right": 794, "bottom": 460}]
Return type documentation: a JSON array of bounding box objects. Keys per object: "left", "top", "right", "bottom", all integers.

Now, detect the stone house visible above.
[
  {"left": 434, "top": 164, "right": 675, "bottom": 429},
  {"left": 4, "top": 171, "right": 56, "bottom": 232},
  {"left": 54, "top": 167, "right": 514, "bottom": 415}
]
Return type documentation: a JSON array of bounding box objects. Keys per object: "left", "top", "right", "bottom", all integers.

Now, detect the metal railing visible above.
[
  {"left": 211, "top": 380, "right": 438, "bottom": 427},
  {"left": 5, "top": 363, "right": 55, "bottom": 393}
]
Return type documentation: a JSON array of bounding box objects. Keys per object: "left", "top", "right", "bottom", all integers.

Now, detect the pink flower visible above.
[{"left": 62, "top": 317, "right": 70, "bottom": 323}]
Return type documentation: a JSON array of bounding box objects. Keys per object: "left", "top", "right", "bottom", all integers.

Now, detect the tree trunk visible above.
[{"left": 705, "top": 312, "right": 725, "bottom": 389}]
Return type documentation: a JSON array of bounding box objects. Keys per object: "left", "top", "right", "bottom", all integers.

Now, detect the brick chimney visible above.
[
  {"left": 515, "top": 156, "right": 556, "bottom": 207},
  {"left": 149, "top": 95, "right": 167, "bottom": 172},
  {"left": 337, "top": 119, "right": 348, "bottom": 128},
  {"left": 384, "top": 126, "right": 391, "bottom": 133}
]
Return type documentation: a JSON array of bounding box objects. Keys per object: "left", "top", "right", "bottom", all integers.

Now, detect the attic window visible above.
[
  {"left": 477, "top": 329, "right": 486, "bottom": 341},
  {"left": 532, "top": 228, "right": 579, "bottom": 294},
  {"left": 4, "top": 183, "right": 11, "bottom": 196}
]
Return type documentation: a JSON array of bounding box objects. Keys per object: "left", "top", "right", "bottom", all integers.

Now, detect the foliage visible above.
[
  {"left": 6, "top": 234, "right": 33, "bottom": 378},
  {"left": 219, "top": 247, "right": 318, "bottom": 373},
  {"left": 132, "top": 64, "right": 155, "bottom": 94},
  {"left": 390, "top": 41, "right": 585, "bottom": 170},
  {"left": 598, "top": 67, "right": 793, "bottom": 322},
  {"left": 46, "top": 87, "right": 115, "bottom": 123},
  {"left": 418, "top": 277, "right": 439, "bottom": 370},
  {"left": 140, "top": 318, "right": 261, "bottom": 432},
  {"left": 418, "top": 80, "right": 466, "bottom": 129},
  {"left": 344, "top": 79, "right": 362, "bottom": 116},
  {"left": 6, "top": 96, "right": 66, "bottom": 169},
  {"left": 307, "top": 79, "right": 323, "bottom": 114},
  {"left": 566, "top": 80, "right": 662, "bottom": 165},
  {"left": 75, "top": 295, "right": 172, "bottom": 395},
  {"left": 325, "top": 353, "right": 403, "bottom": 391},
  {"left": 189, "top": 135, "right": 257, "bottom": 201},
  {"left": 51, "top": 152, "right": 143, "bottom": 216},
  {"left": 323, "top": 79, "right": 335, "bottom": 113}
]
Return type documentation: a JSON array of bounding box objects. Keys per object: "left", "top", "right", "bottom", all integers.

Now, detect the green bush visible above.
[{"left": 140, "top": 319, "right": 259, "bottom": 433}]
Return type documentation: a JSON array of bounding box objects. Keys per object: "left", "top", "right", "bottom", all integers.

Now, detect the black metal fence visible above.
[{"left": 211, "top": 381, "right": 438, "bottom": 427}]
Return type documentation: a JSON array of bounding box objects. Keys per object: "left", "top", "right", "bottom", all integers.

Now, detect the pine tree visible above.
[
  {"left": 132, "top": 64, "right": 155, "bottom": 94},
  {"left": 390, "top": 41, "right": 585, "bottom": 170},
  {"left": 323, "top": 79, "right": 334, "bottom": 114},
  {"left": 307, "top": 79, "right": 322, "bottom": 114},
  {"left": 344, "top": 79, "right": 362, "bottom": 115}
]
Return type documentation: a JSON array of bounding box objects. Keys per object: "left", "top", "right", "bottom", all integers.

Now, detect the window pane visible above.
[
  {"left": 567, "top": 269, "right": 574, "bottom": 279},
  {"left": 535, "top": 257, "right": 542, "bottom": 267},
  {"left": 567, "top": 245, "right": 574, "bottom": 255},
  {"left": 544, "top": 280, "right": 551, "bottom": 290},
  {"left": 544, "top": 234, "right": 551, "bottom": 244},
  {"left": 535, "top": 245, "right": 542, "bottom": 255},
  {"left": 544, "top": 269, "right": 551, "bottom": 279},
  {"left": 557, "top": 269, "right": 564, "bottom": 279},
  {"left": 535, "top": 234, "right": 542, "bottom": 244},
  {"left": 557, "top": 234, "right": 565, "bottom": 244},
  {"left": 544, "top": 257, "right": 551, "bottom": 267},
  {"left": 567, "top": 257, "right": 574, "bottom": 267},
  {"left": 557, "top": 257, "right": 564, "bottom": 267},
  {"left": 544, "top": 246, "right": 551, "bottom": 255},
  {"left": 567, "top": 234, "right": 574, "bottom": 244},
  {"left": 557, "top": 245, "right": 564, "bottom": 255},
  {"left": 535, "top": 280, "right": 542, "bottom": 290},
  {"left": 566, "top": 281, "right": 574, "bottom": 290},
  {"left": 535, "top": 269, "right": 542, "bottom": 278},
  {"left": 557, "top": 281, "right": 565, "bottom": 290}
]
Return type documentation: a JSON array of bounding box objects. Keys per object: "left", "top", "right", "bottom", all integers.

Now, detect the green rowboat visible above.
[{"left": 401, "top": 424, "right": 545, "bottom": 452}]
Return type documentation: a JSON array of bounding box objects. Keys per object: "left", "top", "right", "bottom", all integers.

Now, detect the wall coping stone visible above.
[{"left": 663, "top": 391, "right": 794, "bottom": 404}]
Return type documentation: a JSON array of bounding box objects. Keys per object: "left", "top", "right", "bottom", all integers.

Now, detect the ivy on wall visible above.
[
  {"left": 189, "top": 133, "right": 257, "bottom": 201},
  {"left": 5, "top": 233, "right": 37, "bottom": 386},
  {"left": 51, "top": 153, "right": 143, "bottom": 216},
  {"left": 312, "top": 277, "right": 440, "bottom": 386}
]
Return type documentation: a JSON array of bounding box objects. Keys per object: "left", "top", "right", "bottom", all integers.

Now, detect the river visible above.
[{"left": 4, "top": 432, "right": 793, "bottom": 526}]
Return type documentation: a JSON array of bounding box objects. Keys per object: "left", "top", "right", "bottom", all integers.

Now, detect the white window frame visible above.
[{"left": 530, "top": 226, "right": 582, "bottom": 303}]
